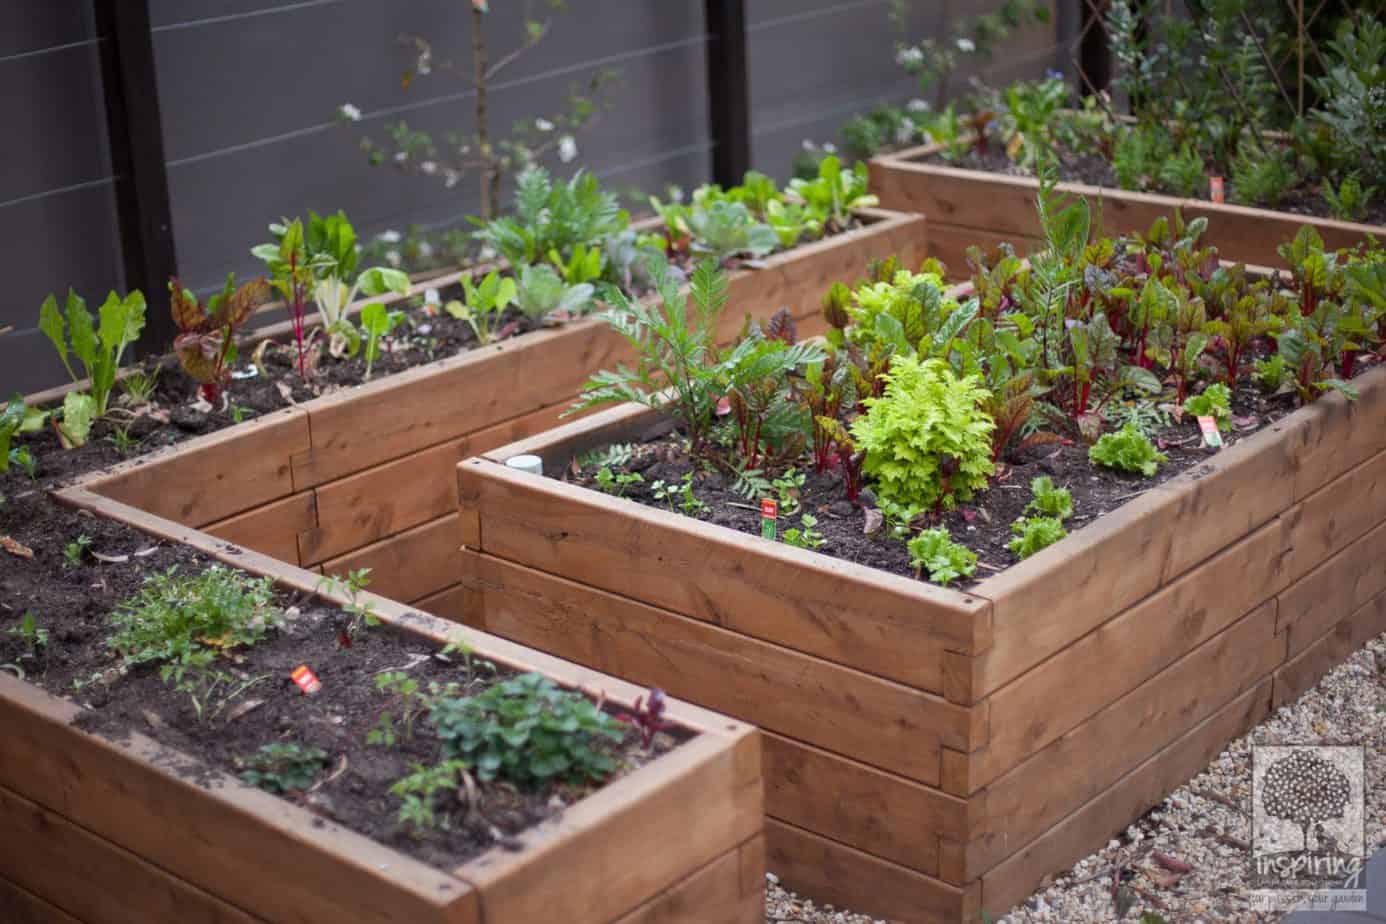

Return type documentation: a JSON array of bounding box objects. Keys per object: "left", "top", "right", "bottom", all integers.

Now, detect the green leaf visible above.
[
  {"left": 66, "top": 290, "right": 97, "bottom": 371},
  {"left": 38, "top": 294, "right": 75, "bottom": 382},
  {"left": 58, "top": 392, "right": 96, "bottom": 449},
  {"left": 356, "top": 267, "right": 409, "bottom": 298}
]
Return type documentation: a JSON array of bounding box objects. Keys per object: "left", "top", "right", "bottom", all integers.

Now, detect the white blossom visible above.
[
  {"left": 339, "top": 102, "right": 362, "bottom": 122},
  {"left": 418, "top": 241, "right": 435, "bottom": 258},
  {"left": 558, "top": 135, "right": 578, "bottom": 163},
  {"left": 393, "top": 151, "right": 407, "bottom": 163},
  {"left": 801, "top": 139, "right": 816, "bottom": 151},
  {"left": 385, "top": 250, "right": 402, "bottom": 268},
  {"left": 896, "top": 45, "right": 924, "bottom": 68},
  {"left": 956, "top": 37, "right": 976, "bottom": 53},
  {"left": 534, "top": 118, "right": 554, "bottom": 132},
  {"left": 378, "top": 229, "right": 403, "bottom": 244},
  {"left": 420, "top": 160, "right": 438, "bottom": 175},
  {"left": 896, "top": 117, "right": 916, "bottom": 144},
  {"left": 907, "top": 98, "right": 930, "bottom": 114},
  {"left": 822, "top": 142, "right": 838, "bottom": 154}
]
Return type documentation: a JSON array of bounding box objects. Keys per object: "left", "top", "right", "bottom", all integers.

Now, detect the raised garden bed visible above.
[
  {"left": 455, "top": 361, "right": 1386, "bottom": 923},
  {"left": 50, "top": 207, "right": 924, "bottom": 615},
  {"left": 0, "top": 481, "right": 764, "bottom": 924},
  {"left": 869, "top": 140, "right": 1385, "bottom": 279}
]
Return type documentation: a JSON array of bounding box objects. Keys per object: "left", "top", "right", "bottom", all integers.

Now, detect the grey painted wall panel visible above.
[{"left": 0, "top": 0, "right": 93, "bottom": 57}]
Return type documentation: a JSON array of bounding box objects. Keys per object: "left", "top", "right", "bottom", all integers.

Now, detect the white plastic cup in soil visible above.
[{"left": 505, "top": 454, "right": 544, "bottom": 476}]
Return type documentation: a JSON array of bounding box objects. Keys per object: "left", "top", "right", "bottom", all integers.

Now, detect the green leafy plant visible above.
[
  {"left": 391, "top": 759, "right": 470, "bottom": 834},
  {"left": 1321, "top": 173, "right": 1376, "bottom": 222},
  {"left": 1230, "top": 145, "right": 1294, "bottom": 207},
  {"left": 1025, "top": 476, "right": 1072, "bottom": 520},
  {"left": 1311, "top": 15, "right": 1386, "bottom": 188},
  {"left": 239, "top": 743, "right": 329, "bottom": 794},
  {"left": 1112, "top": 123, "right": 1170, "bottom": 192},
  {"left": 851, "top": 356, "right": 996, "bottom": 519},
  {"left": 1158, "top": 143, "right": 1205, "bottom": 198},
  {"left": 108, "top": 565, "right": 280, "bottom": 673},
  {"left": 1088, "top": 422, "right": 1167, "bottom": 476},
  {"left": 358, "top": 302, "right": 405, "bottom": 381},
  {"left": 1007, "top": 515, "right": 1067, "bottom": 559},
  {"left": 1254, "top": 354, "right": 1288, "bottom": 391},
  {"left": 38, "top": 288, "right": 146, "bottom": 421},
  {"left": 121, "top": 367, "right": 159, "bottom": 407},
  {"left": 787, "top": 156, "right": 878, "bottom": 232},
  {"left": 165, "top": 661, "right": 270, "bottom": 725},
  {"left": 63, "top": 534, "right": 91, "bottom": 569},
  {"left": 316, "top": 568, "right": 378, "bottom": 646},
  {"left": 651, "top": 472, "right": 705, "bottom": 516},
  {"left": 474, "top": 168, "right": 626, "bottom": 267},
  {"left": 685, "top": 200, "right": 778, "bottom": 263},
  {"left": 7, "top": 445, "right": 36, "bottom": 480},
  {"left": 170, "top": 275, "right": 272, "bottom": 402},
  {"left": 594, "top": 466, "right": 642, "bottom": 497},
  {"left": 782, "top": 514, "right": 825, "bottom": 550},
  {"left": 549, "top": 241, "right": 604, "bottom": 285},
  {"left": 772, "top": 468, "right": 805, "bottom": 517},
  {"left": 445, "top": 270, "right": 518, "bottom": 345},
  {"left": 427, "top": 672, "right": 625, "bottom": 786},
  {"left": 252, "top": 218, "right": 315, "bottom": 377},
  {"left": 56, "top": 391, "right": 94, "bottom": 449},
  {"left": 906, "top": 528, "right": 977, "bottom": 586},
  {"left": 0, "top": 397, "right": 26, "bottom": 471},
  {"left": 514, "top": 263, "right": 594, "bottom": 321},
  {"left": 1182, "top": 382, "right": 1232, "bottom": 431},
  {"left": 6, "top": 612, "right": 48, "bottom": 656}
]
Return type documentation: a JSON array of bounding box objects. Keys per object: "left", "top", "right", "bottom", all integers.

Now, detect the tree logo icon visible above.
[{"left": 1252, "top": 745, "right": 1365, "bottom": 891}]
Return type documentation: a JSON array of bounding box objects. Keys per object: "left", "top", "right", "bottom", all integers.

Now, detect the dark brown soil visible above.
[
  {"left": 922, "top": 144, "right": 1386, "bottom": 227},
  {"left": 0, "top": 491, "right": 676, "bottom": 872},
  {"left": 561, "top": 364, "right": 1375, "bottom": 590}
]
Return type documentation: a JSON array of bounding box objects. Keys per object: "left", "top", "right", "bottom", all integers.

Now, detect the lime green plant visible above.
[
  {"left": 239, "top": 743, "right": 329, "bottom": 794},
  {"left": 1025, "top": 476, "right": 1072, "bottom": 520},
  {"left": 1182, "top": 382, "right": 1232, "bottom": 431},
  {"left": 906, "top": 528, "right": 977, "bottom": 586},
  {"left": 851, "top": 356, "right": 996, "bottom": 518},
  {"left": 1007, "top": 515, "right": 1067, "bottom": 559},
  {"left": 1088, "top": 422, "right": 1167, "bottom": 476},
  {"left": 38, "top": 289, "right": 146, "bottom": 431},
  {"left": 445, "top": 270, "right": 518, "bottom": 345}
]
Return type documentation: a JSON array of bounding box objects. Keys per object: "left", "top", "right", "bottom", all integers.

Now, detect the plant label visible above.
[
  {"left": 291, "top": 664, "right": 322, "bottom": 695},
  {"left": 1209, "top": 176, "right": 1225, "bottom": 204},
  {"left": 1198, "top": 415, "right": 1223, "bottom": 449},
  {"left": 760, "top": 498, "right": 778, "bottom": 540}
]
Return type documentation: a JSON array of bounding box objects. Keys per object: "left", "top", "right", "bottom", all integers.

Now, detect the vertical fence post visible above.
[
  {"left": 703, "top": 0, "right": 751, "bottom": 185},
  {"left": 96, "top": 0, "right": 178, "bottom": 357}
]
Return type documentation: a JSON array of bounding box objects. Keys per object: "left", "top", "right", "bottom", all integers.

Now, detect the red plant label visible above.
[
  {"left": 1208, "top": 176, "right": 1225, "bottom": 204},
  {"left": 291, "top": 664, "right": 322, "bottom": 695},
  {"left": 760, "top": 498, "right": 778, "bottom": 540}
]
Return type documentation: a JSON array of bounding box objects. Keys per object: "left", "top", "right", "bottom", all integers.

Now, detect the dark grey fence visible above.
[{"left": 2, "top": 0, "right": 1066, "bottom": 395}]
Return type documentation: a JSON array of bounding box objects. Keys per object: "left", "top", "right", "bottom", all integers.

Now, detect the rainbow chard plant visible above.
[
  {"left": 253, "top": 219, "right": 315, "bottom": 378},
  {"left": 170, "top": 275, "right": 273, "bottom": 403}
]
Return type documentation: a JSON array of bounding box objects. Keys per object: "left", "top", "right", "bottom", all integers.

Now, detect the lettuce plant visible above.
[
  {"left": 851, "top": 356, "right": 996, "bottom": 518},
  {"left": 685, "top": 200, "right": 778, "bottom": 263},
  {"left": 1007, "top": 515, "right": 1067, "bottom": 559},
  {"left": 906, "top": 527, "right": 977, "bottom": 586},
  {"left": 514, "top": 264, "right": 594, "bottom": 321},
  {"left": 39, "top": 288, "right": 146, "bottom": 421},
  {"left": 1182, "top": 382, "right": 1232, "bottom": 431},
  {"left": 1088, "top": 423, "right": 1167, "bottom": 476},
  {"left": 787, "top": 156, "right": 878, "bottom": 231},
  {"left": 1025, "top": 476, "right": 1072, "bottom": 520}
]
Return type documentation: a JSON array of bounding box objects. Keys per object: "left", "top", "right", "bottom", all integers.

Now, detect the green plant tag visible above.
[
  {"left": 1197, "top": 415, "right": 1223, "bottom": 449},
  {"left": 760, "top": 498, "right": 777, "bottom": 540}
]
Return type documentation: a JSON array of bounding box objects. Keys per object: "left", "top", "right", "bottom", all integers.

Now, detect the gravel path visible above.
[{"left": 763, "top": 631, "right": 1386, "bottom": 924}]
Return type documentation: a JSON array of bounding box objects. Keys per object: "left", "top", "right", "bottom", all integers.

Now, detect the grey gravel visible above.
[{"left": 763, "top": 632, "right": 1386, "bottom": 924}]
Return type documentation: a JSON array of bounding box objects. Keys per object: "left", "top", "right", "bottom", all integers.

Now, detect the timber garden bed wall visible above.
[
  {"left": 67, "top": 207, "right": 925, "bottom": 618},
  {"left": 869, "top": 141, "right": 1386, "bottom": 279},
  {"left": 1, "top": 485, "right": 764, "bottom": 924},
  {"left": 454, "top": 363, "right": 1386, "bottom": 923}
]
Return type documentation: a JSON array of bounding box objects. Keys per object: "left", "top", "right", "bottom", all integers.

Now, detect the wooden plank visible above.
[
  {"left": 456, "top": 730, "right": 762, "bottom": 924},
  {"left": 1273, "top": 586, "right": 1386, "bottom": 710},
  {"left": 319, "top": 513, "right": 461, "bottom": 605},
  {"left": 971, "top": 407, "right": 1309, "bottom": 699},
  {"left": 977, "top": 680, "right": 1271, "bottom": 920},
  {"left": 964, "top": 601, "right": 1284, "bottom": 879},
  {"left": 462, "top": 459, "right": 989, "bottom": 692},
  {"left": 477, "top": 401, "right": 675, "bottom": 471},
  {"left": 295, "top": 320, "right": 627, "bottom": 487},
  {"left": 0, "top": 874, "right": 85, "bottom": 924},
  {"left": 765, "top": 819, "right": 977, "bottom": 924},
  {"left": 969, "top": 519, "right": 1292, "bottom": 790},
  {"left": 1281, "top": 446, "right": 1386, "bottom": 589},
  {"left": 868, "top": 152, "right": 1382, "bottom": 268},
  {"left": 763, "top": 732, "right": 967, "bottom": 879},
  {"left": 1279, "top": 517, "right": 1386, "bottom": 655},
  {"left": 461, "top": 549, "right": 980, "bottom": 786},
  {"left": 301, "top": 401, "right": 577, "bottom": 565},
  {"left": 1290, "top": 366, "right": 1386, "bottom": 502},
  {"left": 204, "top": 491, "right": 315, "bottom": 566},
  {"left": 0, "top": 674, "right": 478, "bottom": 924},
  {"left": 611, "top": 839, "right": 763, "bottom": 924},
  {"left": 0, "top": 784, "right": 263, "bottom": 924},
  {"left": 83, "top": 406, "right": 309, "bottom": 527},
  {"left": 416, "top": 583, "right": 470, "bottom": 622}
]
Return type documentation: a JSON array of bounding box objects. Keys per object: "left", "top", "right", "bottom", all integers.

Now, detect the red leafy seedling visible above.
[
  {"left": 619, "top": 688, "right": 670, "bottom": 749},
  {"left": 171, "top": 275, "right": 272, "bottom": 402}
]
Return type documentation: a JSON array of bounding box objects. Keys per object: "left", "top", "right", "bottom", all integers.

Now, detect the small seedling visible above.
[
  {"left": 676, "top": 472, "right": 707, "bottom": 516},
  {"left": 619, "top": 688, "right": 670, "bottom": 749},
  {"left": 907, "top": 528, "right": 977, "bottom": 586},
  {"left": 782, "top": 513, "right": 826, "bottom": 550},
  {"left": 1007, "top": 516, "right": 1068, "bottom": 559},
  {"left": 121, "top": 367, "right": 160, "bottom": 406},
  {"left": 368, "top": 672, "right": 461, "bottom": 747},
  {"left": 317, "top": 568, "right": 378, "bottom": 646},
  {"left": 1025, "top": 476, "right": 1073, "bottom": 520},
  {"left": 230, "top": 404, "right": 254, "bottom": 424},
  {"left": 106, "top": 423, "right": 138, "bottom": 455},
  {"left": 594, "top": 466, "right": 643, "bottom": 497},
  {"left": 772, "top": 468, "right": 805, "bottom": 516},
  {"left": 63, "top": 534, "right": 92, "bottom": 568},
  {"left": 6, "top": 612, "right": 48, "bottom": 656},
  {"left": 163, "top": 654, "right": 270, "bottom": 725},
  {"left": 391, "top": 759, "right": 469, "bottom": 834},
  {"left": 239, "top": 742, "right": 329, "bottom": 794},
  {"left": 8, "top": 446, "right": 37, "bottom": 480}
]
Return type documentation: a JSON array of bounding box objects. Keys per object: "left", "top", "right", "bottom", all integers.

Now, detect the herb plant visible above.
[
  {"left": 594, "top": 467, "right": 642, "bottom": 497},
  {"left": 1088, "top": 423, "right": 1167, "bottom": 477},
  {"left": 782, "top": 514, "right": 825, "bottom": 550},
  {"left": 1025, "top": 476, "right": 1073, "bottom": 520},
  {"left": 39, "top": 288, "right": 147, "bottom": 420},
  {"left": 906, "top": 528, "right": 978, "bottom": 586},
  {"left": 426, "top": 673, "right": 625, "bottom": 786},
  {"left": 239, "top": 743, "right": 329, "bottom": 794},
  {"left": 473, "top": 168, "right": 626, "bottom": 269},
  {"left": 1007, "top": 516, "right": 1067, "bottom": 559}
]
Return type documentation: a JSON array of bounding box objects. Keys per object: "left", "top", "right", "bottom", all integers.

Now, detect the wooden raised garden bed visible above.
[
  {"left": 0, "top": 484, "right": 764, "bottom": 924},
  {"left": 870, "top": 141, "right": 1385, "bottom": 278},
  {"left": 454, "top": 364, "right": 1386, "bottom": 923},
  {"left": 61, "top": 207, "right": 924, "bottom": 617}
]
